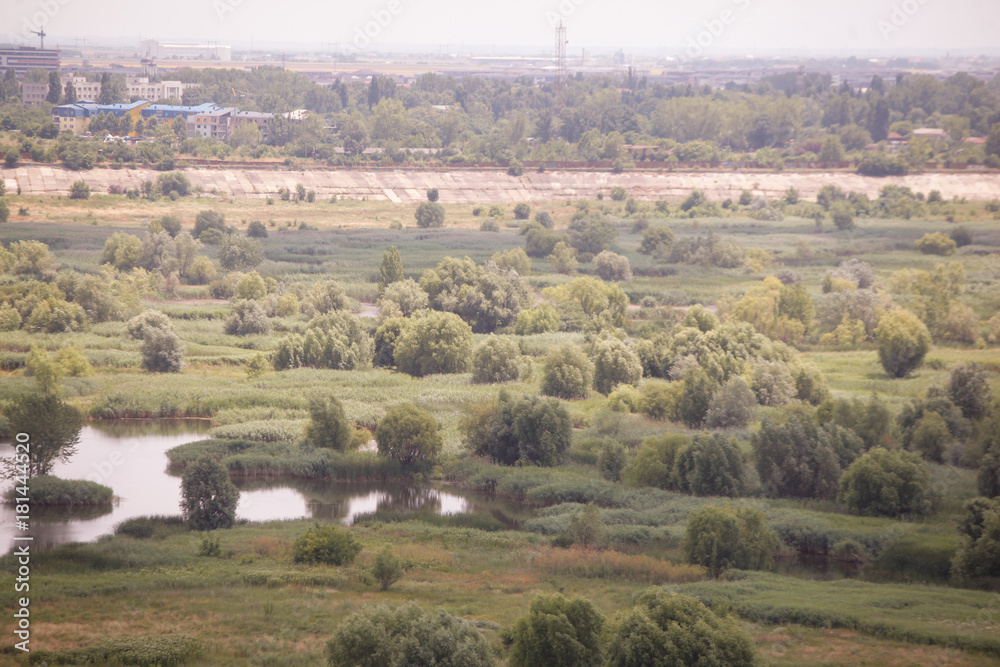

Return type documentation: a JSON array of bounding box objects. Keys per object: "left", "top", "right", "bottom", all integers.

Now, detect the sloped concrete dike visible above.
[{"left": 3, "top": 166, "right": 1000, "bottom": 203}]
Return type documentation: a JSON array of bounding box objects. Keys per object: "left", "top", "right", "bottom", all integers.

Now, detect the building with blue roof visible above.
[{"left": 51, "top": 100, "right": 151, "bottom": 136}]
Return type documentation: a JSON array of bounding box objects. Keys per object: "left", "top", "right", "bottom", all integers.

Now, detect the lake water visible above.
[{"left": 0, "top": 420, "right": 522, "bottom": 552}]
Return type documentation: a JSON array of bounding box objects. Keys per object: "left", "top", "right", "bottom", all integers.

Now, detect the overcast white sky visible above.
[{"left": 5, "top": 0, "right": 1000, "bottom": 56}]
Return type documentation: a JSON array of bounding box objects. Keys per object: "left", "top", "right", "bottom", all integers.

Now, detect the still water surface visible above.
[{"left": 0, "top": 420, "right": 519, "bottom": 551}]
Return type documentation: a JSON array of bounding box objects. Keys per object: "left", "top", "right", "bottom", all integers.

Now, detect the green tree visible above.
[
  {"left": 951, "top": 497, "right": 1000, "bottom": 582},
  {"left": 541, "top": 345, "right": 593, "bottom": 399},
  {"left": 194, "top": 210, "right": 228, "bottom": 238},
  {"left": 305, "top": 395, "right": 353, "bottom": 451},
  {"left": 371, "top": 546, "right": 404, "bottom": 591},
  {"left": 378, "top": 279, "right": 428, "bottom": 318},
  {"left": 675, "top": 433, "right": 746, "bottom": 497},
  {"left": 705, "top": 376, "right": 757, "bottom": 429},
  {"left": 676, "top": 368, "right": 718, "bottom": 428},
  {"left": 597, "top": 441, "right": 627, "bottom": 482},
  {"left": 604, "top": 591, "right": 758, "bottom": 667},
  {"left": 180, "top": 457, "right": 239, "bottom": 530},
  {"left": 461, "top": 392, "right": 571, "bottom": 467},
  {"left": 513, "top": 202, "right": 531, "bottom": 220},
  {"left": 508, "top": 594, "right": 604, "bottom": 667},
  {"left": 378, "top": 246, "right": 404, "bottom": 295},
  {"left": 415, "top": 201, "right": 446, "bottom": 228},
  {"left": 25, "top": 345, "right": 65, "bottom": 394},
  {"left": 593, "top": 251, "right": 632, "bottom": 282},
  {"left": 293, "top": 524, "right": 361, "bottom": 565},
  {"left": 376, "top": 404, "right": 442, "bottom": 469},
  {"left": 915, "top": 232, "right": 957, "bottom": 256},
  {"left": 876, "top": 309, "right": 932, "bottom": 378},
  {"left": 46, "top": 70, "right": 62, "bottom": 105},
  {"left": 326, "top": 603, "right": 495, "bottom": 667},
  {"left": 2, "top": 394, "right": 82, "bottom": 478},
  {"left": 623, "top": 434, "right": 689, "bottom": 490},
  {"left": 426, "top": 188, "right": 439, "bottom": 202},
  {"left": 568, "top": 503, "right": 605, "bottom": 547},
  {"left": 339, "top": 112, "right": 371, "bottom": 155},
  {"left": 394, "top": 311, "right": 473, "bottom": 377},
  {"left": 218, "top": 236, "right": 264, "bottom": 271},
  {"left": 141, "top": 325, "right": 185, "bottom": 373},
  {"left": 235, "top": 272, "right": 267, "bottom": 300},
  {"left": 947, "top": 362, "right": 991, "bottom": 421},
  {"left": 471, "top": 335, "right": 521, "bottom": 384},
  {"left": 819, "top": 135, "right": 846, "bottom": 162},
  {"left": 684, "top": 504, "right": 777, "bottom": 577},
  {"left": 838, "top": 448, "right": 935, "bottom": 518},
  {"left": 753, "top": 416, "right": 841, "bottom": 499},
  {"left": 592, "top": 337, "right": 642, "bottom": 395},
  {"left": 247, "top": 220, "right": 268, "bottom": 238},
  {"left": 909, "top": 410, "right": 951, "bottom": 462},
  {"left": 548, "top": 241, "right": 579, "bottom": 274}
]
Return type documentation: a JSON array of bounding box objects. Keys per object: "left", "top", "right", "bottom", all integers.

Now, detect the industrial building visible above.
[
  {"left": 0, "top": 46, "right": 60, "bottom": 77},
  {"left": 140, "top": 40, "right": 232, "bottom": 61}
]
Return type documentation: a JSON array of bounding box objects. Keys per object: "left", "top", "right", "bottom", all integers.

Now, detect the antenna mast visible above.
[{"left": 554, "top": 21, "right": 568, "bottom": 110}]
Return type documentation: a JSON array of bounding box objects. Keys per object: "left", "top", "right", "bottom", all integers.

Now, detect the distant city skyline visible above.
[{"left": 4, "top": 0, "right": 1000, "bottom": 58}]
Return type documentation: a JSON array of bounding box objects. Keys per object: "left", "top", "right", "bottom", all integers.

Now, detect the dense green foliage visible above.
[
  {"left": 2, "top": 394, "right": 82, "bottom": 478},
  {"left": 684, "top": 505, "right": 778, "bottom": 577},
  {"left": 326, "top": 603, "right": 495, "bottom": 667},
  {"left": 508, "top": 594, "right": 604, "bottom": 667},
  {"left": 376, "top": 403, "right": 443, "bottom": 469},
  {"left": 292, "top": 523, "right": 362, "bottom": 566},
  {"left": 838, "top": 448, "right": 935, "bottom": 518},
  {"left": 305, "top": 395, "right": 353, "bottom": 451},
  {"left": 180, "top": 457, "right": 240, "bottom": 530},
  {"left": 604, "top": 591, "right": 758, "bottom": 667}
]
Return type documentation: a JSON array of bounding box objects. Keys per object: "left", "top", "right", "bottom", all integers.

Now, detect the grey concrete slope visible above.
[{"left": 4, "top": 166, "right": 1000, "bottom": 202}]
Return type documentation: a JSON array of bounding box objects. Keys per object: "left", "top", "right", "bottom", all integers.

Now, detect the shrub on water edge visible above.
[
  {"left": 114, "top": 515, "right": 187, "bottom": 539},
  {"left": 4, "top": 476, "right": 112, "bottom": 505}
]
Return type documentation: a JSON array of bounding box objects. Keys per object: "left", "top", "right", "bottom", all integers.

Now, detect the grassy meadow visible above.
[{"left": 1, "top": 188, "right": 1000, "bottom": 665}]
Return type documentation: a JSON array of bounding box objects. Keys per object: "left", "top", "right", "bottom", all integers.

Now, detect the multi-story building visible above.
[
  {"left": 23, "top": 75, "right": 196, "bottom": 107},
  {"left": 0, "top": 46, "right": 60, "bottom": 77},
  {"left": 22, "top": 76, "right": 102, "bottom": 106},
  {"left": 51, "top": 100, "right": 151, "bottom": 135},
  {"left": 140, "top": 40, "right": 232, "bottom": 61},
  {"left": 189, "top": 107, "right": 235, "bottom": 140},
  {"left": 141, "top": 102, "right": 219, "bottom": 123}
]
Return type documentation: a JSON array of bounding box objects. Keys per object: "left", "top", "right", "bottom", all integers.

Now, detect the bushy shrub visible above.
[
  {"left": 947, "top": 362, "right": 991, "bottom": 421},
  {"left": 876, "top": 309, "right": 932, "bottom": 378},
  {"left": 508, "top": 594, "right": 604, "bottom": 667},
  {"left": 378, "top": 278, "right": 428, "bottom": 318},
  {"left": 462, "top": 392, "right": 572, "bottom": 467},
  {"left": 472, "top": 335, "right": 521, "bottom": 384},
  {"left": 224, "top": 299, "right": 271, "bottom": 336},
  {"left": 141, "top": 326, "right": 185, "bottom": 373},
  {"left": 753, "top": 416, "right": 841, "bottom": 499},
  {"left": 414, "top": 201, "right": 445, "bottom": 228},
  {"left": 541, "top": 345, "right": 593, "bottom": 399},
  {"left": 916, "top": 232, "right": 957, "bottom": 256},
  {"left": 292, "top": 523, "right": 361, "bottom": 565},
  {"left": 371, "top": 546, "right": 405, "bottom": 591},
  {"left": 597, "top": 441, "right": 627, "bottom": 482},
  {"left": 908, "top": 410, "right": 951, "bottom": 462},
  {"left": 675, "top": 433, "right": 746, "bottom": 497},
  {"left": 704, "top": 376, "right": 756, "bottom": 429},
  {"left": 592, "top": 338, "right": 642, "bottom": 395},
  {"left": 684, "top": 505, "right": 778, "bottom": 577},
  {"left": 951, "top": 497, "right": 1000, "bottom": 583},
  {"left": 217, "top": 235, "right": 264, "bottom": 271},
  {"left": 69, "top": 179, "right": 91, "bottom": 199},
  {"left": 327, "top": 603, "right": 495, "bottom": 667},
  {"left": 593, "top": 251, "right": 632, "bottom": 281},
  {"left": 491, "top": 248, "right": 531, "bottom": 275},
  {"left": 305, "top": 395, "right": 353, "bottom": 451},
  {"left": 246, "top": 220, "right": 268, "bottom": 238},
  {"left": 604, "top": 591, "right": 757, "bottom": 667},
  {"left": 750, "top": 359, "right": 795, "bottom": 407},
  {"left": 514, "top": 304, "right": 560, "bottom": 335},
  {"left": 838, "top": 448, "right": 935, "bottom": 518},
  {"left": 273, "top": 312, "right": 373, "bottom": 371},
  {"left": 394, "top": 311, "right": 472, "bottom": 377},
  {"left": 514, "top": 202, "right": 531, "bottom": 219}
]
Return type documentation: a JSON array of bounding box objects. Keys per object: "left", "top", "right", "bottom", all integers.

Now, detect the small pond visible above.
[{"left": 0, "top": 420, "right": 524, "bottom": 552}]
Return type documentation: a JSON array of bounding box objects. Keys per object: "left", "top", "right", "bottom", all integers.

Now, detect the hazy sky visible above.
[{"left": 5, "top": 0, "right": 1000, "bottom": 56}]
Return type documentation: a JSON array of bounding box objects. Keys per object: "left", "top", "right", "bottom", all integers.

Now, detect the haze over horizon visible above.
[{"left": 4, "top": 0, "right": 1000, "bottom": 58}]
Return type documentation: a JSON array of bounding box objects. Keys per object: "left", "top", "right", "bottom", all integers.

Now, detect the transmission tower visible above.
[{"left": 554, "top": 21, "right": 568, "bottom": 110}]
